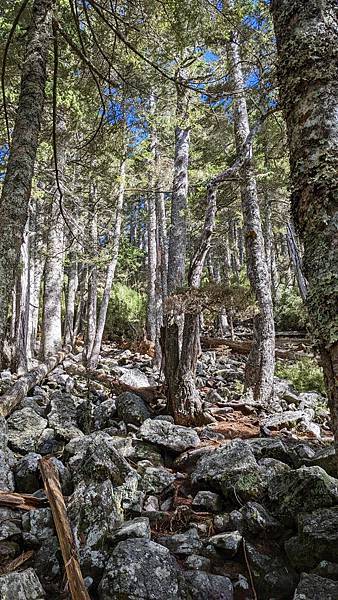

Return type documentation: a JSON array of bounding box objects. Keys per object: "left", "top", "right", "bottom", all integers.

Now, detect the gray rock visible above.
[
  {"left": 35, "top": 428, "right": 64, "bottom": 455},
  {"left": 22, "top": 508, "right": 54, "bottom": 546},
  {"left": 191, "top": 439, "right": 260, "bottom": 500},
  {"left": 0, "top": 418, "right": 16, "bottom": 491},
  {"left": 99, "top": 539, "right": 186, "bottom": 599},
  {"left": 209, "top": 531, "right": 242, "bottom": 557},
  {"left": 245, "top": 542, "right": 298, "bottom": 599},
  {"left": 139, "top": 418, "right": 200, "bottom": 453},
  {"left": 143, "top": 495, "right": 159, "bottom": 511},
  {"left": 116, "top": 392, "right": 151, "bottom": 426},
  {"left": 184, "top": 571, "right": 233, "bottom": 600},
  {"left": 185, "top": 554, "right": 211, "bottom": 570},
  {"left": 248, "top": 438, "right": 293, "bottom": 465},
  {"left": 304, "top": 445, "right": 336, "bottom": 476},
  {"left": 233, "top": 575, "right": 251, "bottom": 599},
  {"left": 268, "top": 466, "right": 338, "bottom": 522},
  {"left": 192, "top": 491, "right": 223, "bottom": 513},
  {"left": 139, "top": 465, "right": 176, "bottom": 494},
  {"left": 113, "top": 367, "right": 151, "bottom": 388},
  {"left": 213, "top": 513, "right": 232, "bottom": 533},
  {"left": 158, "top": 527, "right": 202, "bottom": 556},
  {"left": 7, "top": 408, "right": 47, "bottom": 453},
  {"left": 285, "top": 506, "right": 338, "bottom": 570},
  {"left": 48, "top": 391, "right": 84, "bottom": 441},
  {"left": 262, "top": 410, "right": 311, "bottom": 431},
  {"left": 0, "top": 568, "right": 46, "bottom": 599},
  {"left": 108, "top": 517, "right": 150, "bottom": 545},
  {"left": 127, "top": 440, "right": 163, "bottom": 465},
  {"left": 293, "top": 573, "right": 338, "bottom": 599},
  {"left": 240, "top": 501, "right": 283, "bottom": 537},
  {"left": 313, "top": 561, "right": 338, "bottom": 580},
  {"left": 93, "top": 399, "right": 117, "bottom": 430},
  {"left": 14, "top": 453, "right": 42, "bottom": 493}
]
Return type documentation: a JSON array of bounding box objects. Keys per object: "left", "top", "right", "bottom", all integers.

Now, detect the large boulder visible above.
[
  {"left": 116, "top": 392, "right": 151, "bottom": 426},
  {"left": 7, "top": 408, "right": 47, "bottom": 453},
  {"left": 293, "top": 573, "right": 338, "bottom": 599},
  {"left": 139, "top": 464, "right": 176, "bottom": 494},
  {"left": 268, "top": 466, "right": 338, "bottom": 522},
  {"left": 99, "top": 539, "right": 187, "bottom": 599},
  {"left": 47, "top": 391, "right": 85, "bottom": 441},
  {"left": 157, "top": 527, "right": 203, "bottom": 556},
  {"left": 0, "top": 417, "right": 16, "bottom": 491},
  {"left": 0, "top": 568, "right": 46, "bottom": 599},
  {"left": 113, "top": 366, "right": 152, "bottom": 388},
  {"left": 139, "top": 418, "right": 200, "bottom": 453},
  {"left": 285, "top": 506, "right": 338, "bottom": 570},
  {"left": 191, "top": 440, "right": 261, "bottom": 500},
  {"left": 245, "top": 542, "right": 298, "bottom": 599}
]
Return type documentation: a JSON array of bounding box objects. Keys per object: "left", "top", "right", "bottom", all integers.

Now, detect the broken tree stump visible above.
[{"left": 39, "top": 457, "right": 90, "bottom": 600}]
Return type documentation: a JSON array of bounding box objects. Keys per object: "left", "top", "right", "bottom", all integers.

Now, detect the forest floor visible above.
[{"left": 0, "top": 336, "right": 337, "bottom": 599}]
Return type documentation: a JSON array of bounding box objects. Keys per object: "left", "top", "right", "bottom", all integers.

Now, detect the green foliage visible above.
[
  {"left": 276, "top": 357, "right": 326, "bottom": 396},
  {"left": 104, "top": 283, "right": 146, "bottom": 339},
  {"left": 275, "top": 286, "right": 309, "bottom": 331}
]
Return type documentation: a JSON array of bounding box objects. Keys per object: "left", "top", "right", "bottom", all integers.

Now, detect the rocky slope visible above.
[{"left": 0, "top": 344, "right": 337, "bottom": 599}]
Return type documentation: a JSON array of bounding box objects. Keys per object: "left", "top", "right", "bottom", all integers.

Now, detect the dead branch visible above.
[
  {"left": 201, "top": 337, "right": 312, "bottom": 360},
  {"left": 0, "top": 491, "right": 47, "bottom": 511},
  {"left": 39, "top": 457, "right": 90, "bottom": 600},
  {"left": 0, "top": 347, "right": 70, "bottom": 418},
  {"left": 0, "top": 550, "right": 34, "bottom": 575}
]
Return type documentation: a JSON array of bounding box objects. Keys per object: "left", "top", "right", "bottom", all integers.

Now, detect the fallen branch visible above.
[
  {"left": 201, "top": 337, "right": 312, "bottom": 360},
  {"left": 39, "top": 457, "right": 90, "bottom": 600},
  {"left": 0, "top": 490, "right": 47, "bottom": 510},
  {"left": 0, "top": 550, "right": 34, "bottom": 575},
  {"left": 0, "top": 347, "right": 70, "bottom": 418}
]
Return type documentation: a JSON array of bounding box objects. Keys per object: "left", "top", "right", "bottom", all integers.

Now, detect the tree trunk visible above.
[
  {"left": 0, "top": 0, "right": 53, "bottom": 366},
  {"left": 88, "top": 158, "right": 126, "bottom": 368},
  {"left": 28, "top": 198, "right": 46, "bottom": 360},
  {"left": 12, "top": 217, "right": 30, "bottom": 373},
  {"left": 167, "top": 82, "right": 189, "bottom": 295},
  {"left": 286, "top": 221, "right": 308, "bottom": 302},
  {"left": 271, "top": 0, "right": 338, "bottom": 464},
  {"left": 84, "top": 200, "right": 98, "bottom": 363},
  {"left": 64, "top": 251, "right": 79, "bottom": 346},
  {"left": 147, "top": 97, "right": 158, "bottom": 342},
  {"left": 41, "top": 119, "right": 67, "bottom": 359},
  {"left": 227, "top": 22, "right": 275, "bottom": 404}
]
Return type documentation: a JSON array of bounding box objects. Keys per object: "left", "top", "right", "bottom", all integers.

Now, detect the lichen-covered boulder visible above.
[
  {"left": 245, "top": 542, "right": 298, "bottom": 599},
  {"left": 191, "top": 440, "right": 261, "bottom": 500},
  {"left": 0, "top": 417, "right": 16, "bottom": 491},
  {"left": 184, "top": 571, "right": 233, "bottom": 599},
  {"left": 139, "top": 464, "right": 176, "bottom": 494},
  {"left": 116, "top": 392, "right": 152, "bottom": 426},
  {"left": 285, "top": 506, "right": 338, "bottom": 570},
  {"left": 108, "top": 517, "right": 150, "bottom": 545},
  {"left": 240, "top": 501, "right": 283, "bottom": 538},
  {"left": 7, "top": 408, "right": 47, "bottom": 453},
  {"left": 209, "top": 531, "right": 242, "bottom": 558},
  {"left": 293, "top": 573, "right": 338, "bottom": 600},
  {"left": 14, "top": 453, "right": 71, "bottom": 494},
  {"left": 268, "top": 466, "right": 338, "bottom": 522},
  {"left": 99, "top": 539, "right": 187, "bottom": 599},
  {"left": 48, "top": 391, "right": 84, "bottom": 441},
  {"left": 93, "top": 398, "right": 117, "bottom": 430},
  {"left": 113, "top": 366, "right": 152, "bottom": 388},
  {"left": 192, "top": 491, "right": 223, "bottom": 513},
  {"left": 139, "top": 418, "right": 200, "bottom": 453},
  {"left": 0, "top": 568, "right": 46, "bottom": 599}
]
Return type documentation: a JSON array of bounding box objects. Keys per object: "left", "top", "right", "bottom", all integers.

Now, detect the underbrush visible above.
[
  {"left": 104, "top": 283, "right": 146, "bottom": 339},
  {"left": 276, "top": 356, "right": 326, "bottom": 395},
  {"left": 275, "top": 285, "right": 309, "bottom": 331}
]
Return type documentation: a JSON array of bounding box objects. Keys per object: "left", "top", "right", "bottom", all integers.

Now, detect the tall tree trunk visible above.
[
  {"left": 64, "top": 250, "right": 79, "bottom": 346},
  {"left": 28, "top": 198, "right": 45, "bottom": 360},
  {"left": 84, "top": 198, "right": 98, "bottom": 363},
  {"left": 41, "top": 119, "right": 67, "bottom": 359},
  {"left": 88, "top": 159, "right": 126, "bottom": 368},
  {"left": 167, "top": 82, "right": 189, "bottom": 295},
  {"left": 286, "top": 221, "right": 308, "bottom": 302},
  {"left": 0, "top": 0, "right": 53, "bottom": 367},
  {"left": 227, "top": 22, "right": 275, "bottom": 403},
  {"left": 12, "top": 218, "right": 30, "bottom": 373},
  {"left": 147, "top": 97, "right": 158, "bottom": 342},
  {"left": 271, "top": 0, "right": 338, "bottom": 464}
]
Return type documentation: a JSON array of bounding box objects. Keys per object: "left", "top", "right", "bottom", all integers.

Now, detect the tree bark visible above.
[
  {"left": 84, "top": 195, "right": 98, "bottom": 363},
  {"left": 12, "top": 217, "right": 30, "bottom": 373},
  {"left": 41, "top": 118, "right": 67, "bottom": 359},
  {"left": 271, "top": 0, "right": 338, "bottom": 464},
  {"left": 88, "top": 158, "right": 126, "bottom": 368},
  {"left": 0, "top": 0, "right": 53, "bottom": 367},
  {"left": 28, "top": 198, "right": 45, "bottom": 360},
  {"left": 286, "top": 221, "right": 308, "bottom": 302},
  {"left": 227, "top": 22, "right": 275, "bottom": 404}
]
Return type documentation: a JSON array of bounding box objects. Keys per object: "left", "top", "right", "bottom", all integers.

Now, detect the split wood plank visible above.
[{"left": 39, "top": 457, "right": 90, "bottom": 600}]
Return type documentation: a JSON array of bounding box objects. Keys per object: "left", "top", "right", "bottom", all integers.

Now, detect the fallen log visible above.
[
  {"left": 0, "top": 347, "right": 70, "bottom": 418},
  {"left": 201, "top": 337, "right": 312, "bottom": 360},
  {"left": 39, "top": 457, "right": 90, "bottom": 600},
  {"left": 0, "top": 491, "right": 47, "bottom": 511}
]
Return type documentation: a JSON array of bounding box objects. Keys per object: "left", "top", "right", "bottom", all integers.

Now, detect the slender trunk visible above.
[
  {"left": 88, "top": 159, "right": 126, "bottom": 368},
  {"left": 167, "top": 83, "right": 189, "bottom": 294},
  {"left": 0, "top": 0, "right": 53, "bottom": 366},
  {"left": 84, "top": 200, "right": 98, "bottom": 362},
  {"left": 64, "top": 251, "right": 79, "bottom": 346},
  {"left": 227, "top": 23, "right": 275, "bottom": 403},
  {"left": 41, "top": 119, "right": 67, "bottom": 359},
  {"left": 271, "top": 0, "right": 338, "bottom": 465},
  {"left": 12, "top": 218, "right": 30, "bottom": 373},
  {"left": 28, "top": 198, "right": 45, "bottom": 359},
  {"left": 147, "top": 98, "right": 158, "bottom": 341}
]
